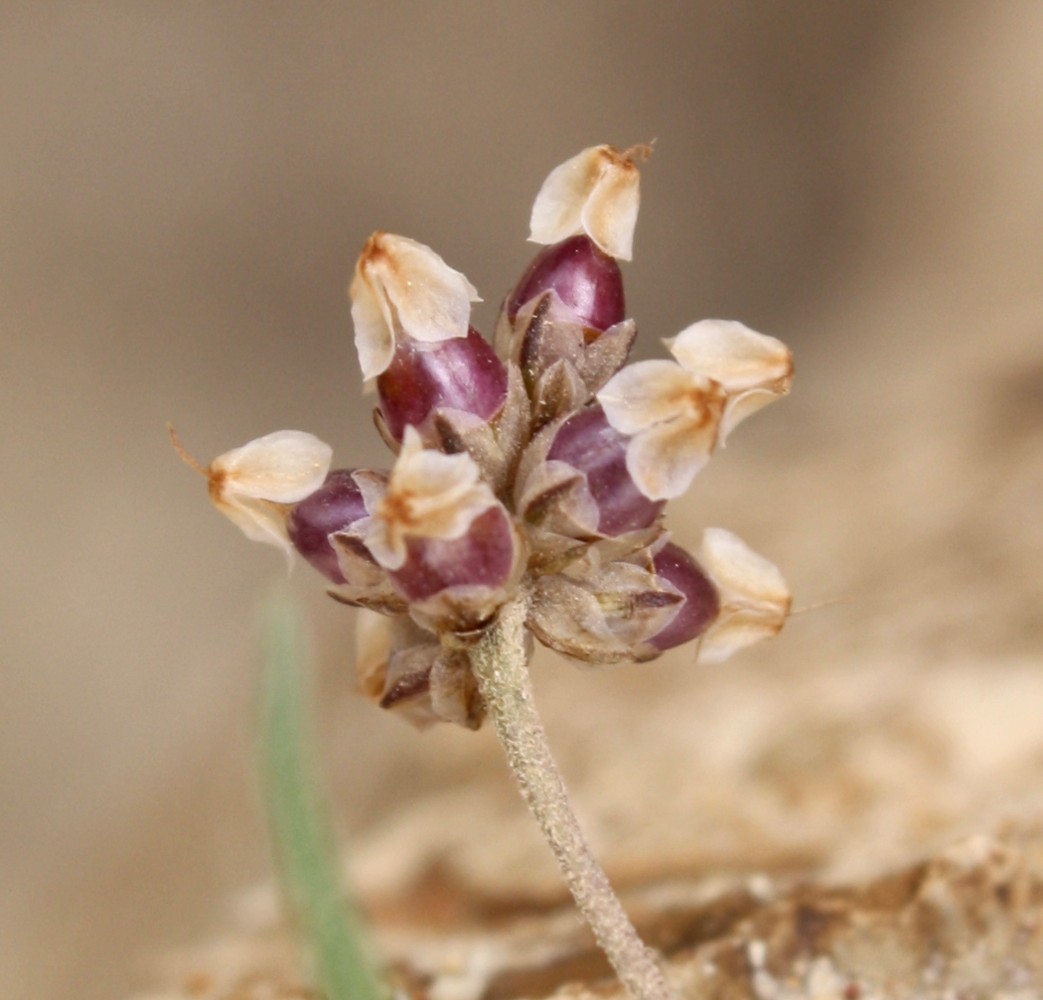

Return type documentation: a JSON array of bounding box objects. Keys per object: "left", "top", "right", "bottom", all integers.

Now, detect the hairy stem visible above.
[{"left": 469, "top": 596, "right": 675, "bottom": 1000}]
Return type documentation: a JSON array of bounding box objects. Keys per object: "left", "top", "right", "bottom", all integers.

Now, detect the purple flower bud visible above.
[
  {"left": 376, "top": 327, "right": 508, "bottom": 443},
  {"left": 287, "top": 469, "right": 373, "bottom": 583},
  {"left": 388, "top": 506, "right": 517, "bottom": 610},
  {"left": 508, "top": 235, "right": 625, "bottom": 332},
  {"left": 547, "top": 405, "right": 664, "bottom": 536},
  {"left": 646, "top": 543, "right": 719, "bottom": 652}
]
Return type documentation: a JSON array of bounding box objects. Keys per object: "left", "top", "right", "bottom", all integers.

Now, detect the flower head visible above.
[{"left": 183, "top": 143, "right": 793, "bottom": 726}]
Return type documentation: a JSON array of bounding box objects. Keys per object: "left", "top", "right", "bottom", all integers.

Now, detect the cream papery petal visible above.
[
  {"left": 207, "top": 431, "right": 331, "bottom": 560},
  {"left": 364, "top": 427, "right": 498, "bottom": 570},
  {"left": 625, "top": 416, "right": 718, "bottom": 501},
  {"left": 719, "top": 388, "right": 781, "bottom": 443},
  {"left": 696, "top": 527, "right": 791, "bottom": 663},
  {"left": 666, "top": 320, "right": 793, "bottom": 394},
  {"left": 393, "top": 444, "right": 480, "bottom": 511},
  {"left": 598, "top": 360, "right": 718, "bottom": 436},
  {"left": 211, "top": 430, "right": 333, "bottom": 503},
  {"left": 350, "top": 469, "right": 389, "bottom": 514},
  {"left": 350, "top": 276, "right": 395, "bottom": 383},
  {"left": 529, "top": 148, "right": 593, "bottom": 246},
  {"left": 350, "top": 233, "right": 480, "bottom": 381},
  {"left": 529, "top": 145, "right": 642, "bottom": 261},
  {"left": 580, "top": 158, "right": 640, "bottom": 261},
  {"left": 218, "top": 496, "right": 293, "bottom": 556},
  {"left": 386, "top": 236, "right": 480, "bottom": 342}
]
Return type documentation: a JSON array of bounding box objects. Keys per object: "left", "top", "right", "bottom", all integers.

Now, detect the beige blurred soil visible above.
[{"left": 2, "top": 5, "right": 1042, "bottom": 1000}]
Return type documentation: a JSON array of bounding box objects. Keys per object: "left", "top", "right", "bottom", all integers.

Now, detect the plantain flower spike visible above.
[{"left": 177, "top": 143, "right": 796, "bottom": 1000}]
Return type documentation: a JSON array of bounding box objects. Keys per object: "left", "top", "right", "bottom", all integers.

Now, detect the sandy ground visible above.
[{"left": 2, "top": 5, "right": 1042, "bottom": 999}]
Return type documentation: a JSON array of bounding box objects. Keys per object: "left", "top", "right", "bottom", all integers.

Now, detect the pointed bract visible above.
[{"left": 528, "top": 553, "right": 683, "bottom": 665}]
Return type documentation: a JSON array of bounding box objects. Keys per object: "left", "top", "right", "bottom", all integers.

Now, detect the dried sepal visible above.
[
  {"left": 383, "top": 643, "right": 482, "bottom": 729},
  {"left": 431, "top": 408, "right": 506, "bottom": 488},
  {"left": 207, "top": 430, "right": 332, "bottom": 555},
  {"left": 695, "top": 527, "right": 791, "bottom": 663},
  {"left": 529, "top": 145, "right": 648, "bottom": 261},
  {"left": 357, "top": 427, "right": 498, "bottom": 570},
  {"left": 580, "top": 318, "right": 638, "bottom": 394},
  {"left": 666, "top": 320, "right": 793, "bottom": 441},
  {"left": 328, "top": 533, "right": 406, "bottom": 614},
  {"left": 527, "top": 550, "right": 683, "bottom": 665},
  {"left": 428, "top": 651, "right": 485, "bottom": 728},
  {"left": 532, "top": 358, "right": 589, "bottom": 429},
  {"left": 514, "top": 417, "right": 599, "bottom": 539},
  {"left": 583, "top": 523, "right": 667, "bottom": 569},
  {"left": 372, "top": 406, "right": 402, "bottom": 454},
  {"left": 354, "top": 612, "right": 483, "bottom": 729},
  {"left": 349, "top": 232, "right": 480, "bottom": 381},
  {"left": 518, "top": 458, "right": 600, "bottom": 540},
  {"left": 507, "top": 293, "right": 637, "bottom": 417},
  {"left": 406, "top": 581, "right": 513, "bottom": 636},
  {"left": 491, "top": 361, "right": 532, "bottom": 482}
]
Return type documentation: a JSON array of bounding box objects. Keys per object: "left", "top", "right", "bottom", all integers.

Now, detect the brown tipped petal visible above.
[
  {"left": 529, "top": 146, "right": 642, "bottom": 260},
  {"left": 350, "top": 233, "right": 480, "bottom": 381},
  {"left": 695, "top": 527, "right": 791, "bottom": 663}
]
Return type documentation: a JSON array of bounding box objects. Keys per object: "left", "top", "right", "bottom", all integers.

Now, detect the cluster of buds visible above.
[{"left": 185, "top": 144, "right": 793, "bottom": 731}]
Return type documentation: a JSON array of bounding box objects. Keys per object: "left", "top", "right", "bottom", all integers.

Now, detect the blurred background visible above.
[{"left": 2, "top": 4, "right": 1042, "bottom": 998}]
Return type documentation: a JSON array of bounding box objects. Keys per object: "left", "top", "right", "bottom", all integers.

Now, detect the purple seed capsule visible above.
[
  {"left": 508, "top": 235, "right": 625, "bottom": 332},
  {"left": 287, "top": 469, "right": 372, "bottom": 583},
  {"left": 646, "top": 543, "right": 719, "bottom": 651},
  {"left": 546, "top": 405, "right": 664, "bottom": 536},
  {"left": 376, "top": 327, "right": 508, "bottom": 443},
  {"left": 387, "top": 506, "right": 517, "bottom": 604}
]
